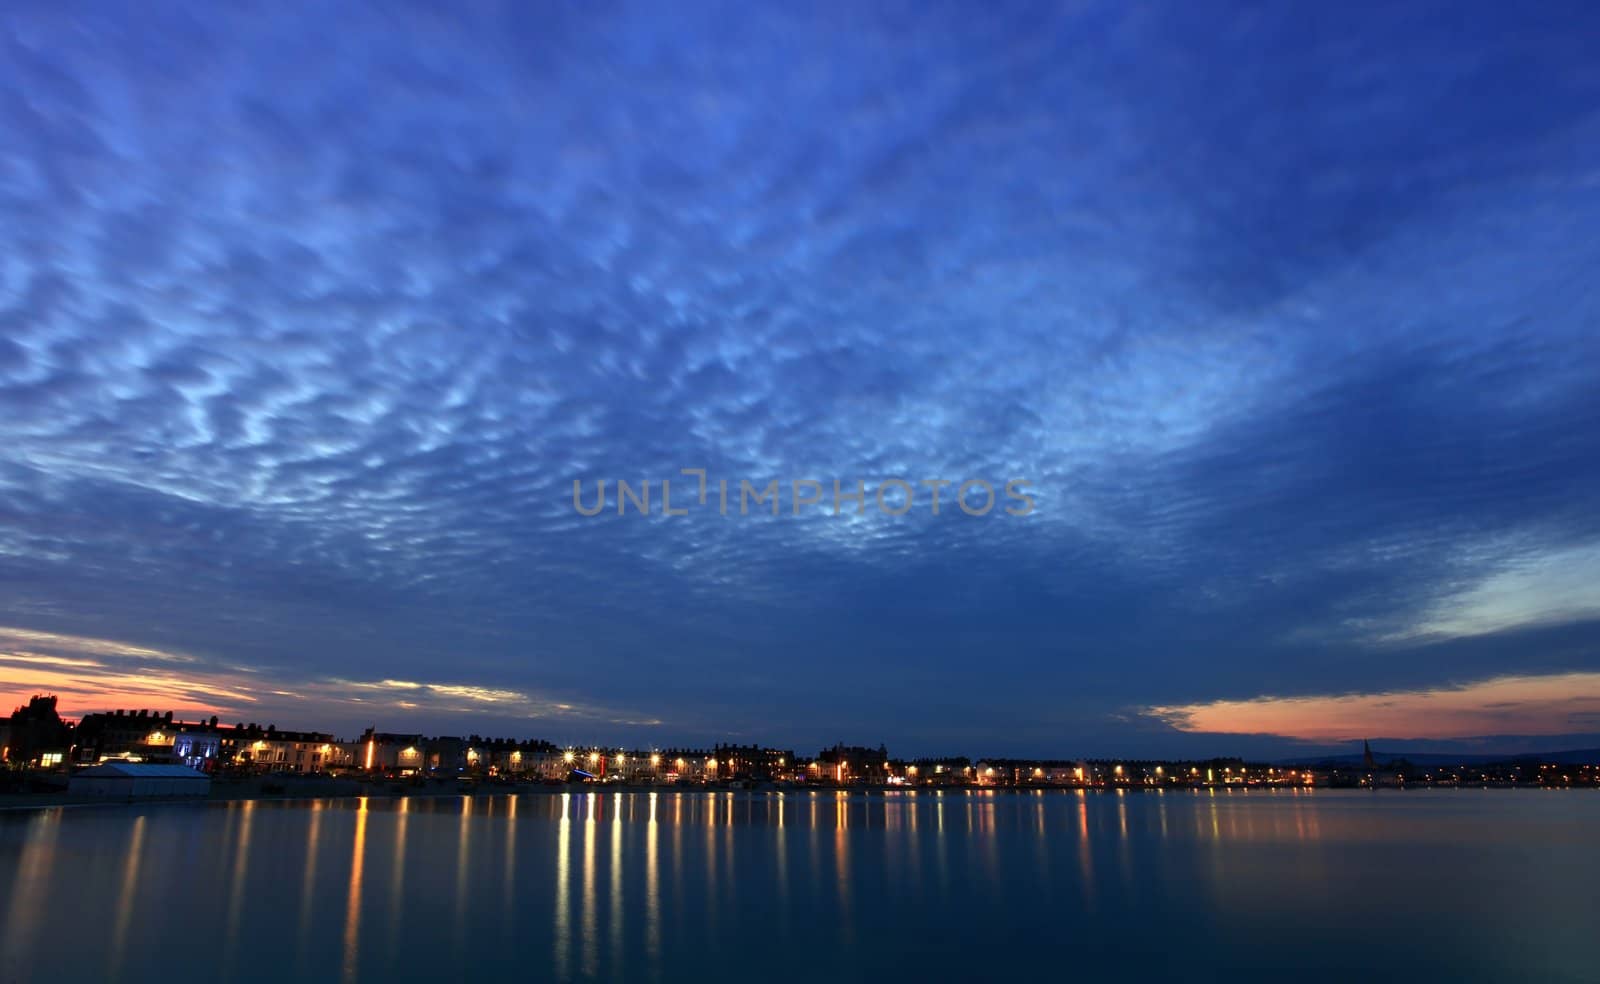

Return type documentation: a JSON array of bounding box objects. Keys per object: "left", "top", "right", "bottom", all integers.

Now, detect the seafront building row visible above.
[
  {"left": 0, "top": 696, "right": 1284, "bottom": 786},
  {"left": 5, "top": 695, "right": 1598, "bottom": 789}
]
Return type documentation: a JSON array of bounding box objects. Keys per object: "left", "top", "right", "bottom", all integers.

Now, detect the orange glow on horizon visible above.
[
  {"left": 0, "top": 673, "right": 238, "bottom": 719},
  {"left": 1, "top": 624, "right": 662, "bottom": 730},
  {"left": 1149, "top": 671, "right": 1600, "bottom": 741}
]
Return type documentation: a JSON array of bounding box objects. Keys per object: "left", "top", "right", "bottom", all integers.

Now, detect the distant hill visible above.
[
  {"left": 1281, "top": 748, "right": 1600, "bottom": 768},
  {"left": 1498, "top": 748, "right": 1600, "bottom": 766}
]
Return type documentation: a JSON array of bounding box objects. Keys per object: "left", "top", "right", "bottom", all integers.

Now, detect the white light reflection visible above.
[{"left": 341, "top": 800, "right": 368, "bottom": 984}]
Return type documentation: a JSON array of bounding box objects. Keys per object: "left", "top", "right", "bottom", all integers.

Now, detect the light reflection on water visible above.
[{"left": 0, "top": 789, "right": 1595, "bottom": 983}]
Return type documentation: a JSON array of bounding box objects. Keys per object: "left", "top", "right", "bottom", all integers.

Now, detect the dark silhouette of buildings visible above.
[{"left": 2, "top": 695, "right": 72, "bottom": 768}]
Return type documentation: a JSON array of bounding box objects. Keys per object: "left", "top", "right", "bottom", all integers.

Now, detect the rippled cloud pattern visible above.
[{"left": 2, "top": 1, "right": 1599, "bottom": 753}]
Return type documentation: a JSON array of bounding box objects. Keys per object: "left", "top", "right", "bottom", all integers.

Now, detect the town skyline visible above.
[
  {"left": 8, "top": 692, "right": 1597, "bottom": 795},
  {"left": 8, "top": 689, "right": 1599, "bottom": 764}
]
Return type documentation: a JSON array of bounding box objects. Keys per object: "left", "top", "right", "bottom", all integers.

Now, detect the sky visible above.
[{"left": 2, "top": 1, "right": 1599, "bottom": 758}]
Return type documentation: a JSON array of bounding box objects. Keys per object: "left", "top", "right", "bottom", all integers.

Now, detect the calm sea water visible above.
[{"left": 1, "top": 789, "right": 1594, "bottom": 982}]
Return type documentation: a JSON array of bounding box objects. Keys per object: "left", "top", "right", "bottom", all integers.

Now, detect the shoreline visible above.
[{"left": 3, "top": 780, "right": 1589, "bottom": 815}]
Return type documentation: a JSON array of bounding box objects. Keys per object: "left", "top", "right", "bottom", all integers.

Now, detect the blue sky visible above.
[{"left": 2, "top": 1, "right": 1599, "bottom": 756}]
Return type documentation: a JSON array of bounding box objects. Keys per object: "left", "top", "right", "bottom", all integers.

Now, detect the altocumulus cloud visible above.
[{"left": 1, "top": 1, "right": 1598, "bottom": 753}]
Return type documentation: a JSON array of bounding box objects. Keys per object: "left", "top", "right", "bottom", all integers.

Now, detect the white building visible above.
[{"left": 69, "top": 762, "right": 211, "bottom": 798}]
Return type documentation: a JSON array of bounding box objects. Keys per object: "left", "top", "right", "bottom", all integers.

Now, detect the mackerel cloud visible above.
[{"left": 2, "top": 2, "right": 1599, "bottom": 752}]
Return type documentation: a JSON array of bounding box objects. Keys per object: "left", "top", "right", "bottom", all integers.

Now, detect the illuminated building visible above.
[
  {"left": 712, "top": 744, "right": 795, "bottom": 781},
  {"left": 658, "top": 748, "right": 716, "bottom": 781},
  {"left": 356, "top": 730, "right": 430, "bottom": 774},
  {"left": 815, "top": 743, "right": 889, "bottom": 784},
  {"left": 71, "top": 708, "right": 177, "bottom": 764},
  {"left": 230, "top": 725, "right": 353, "bottom": 773}
]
